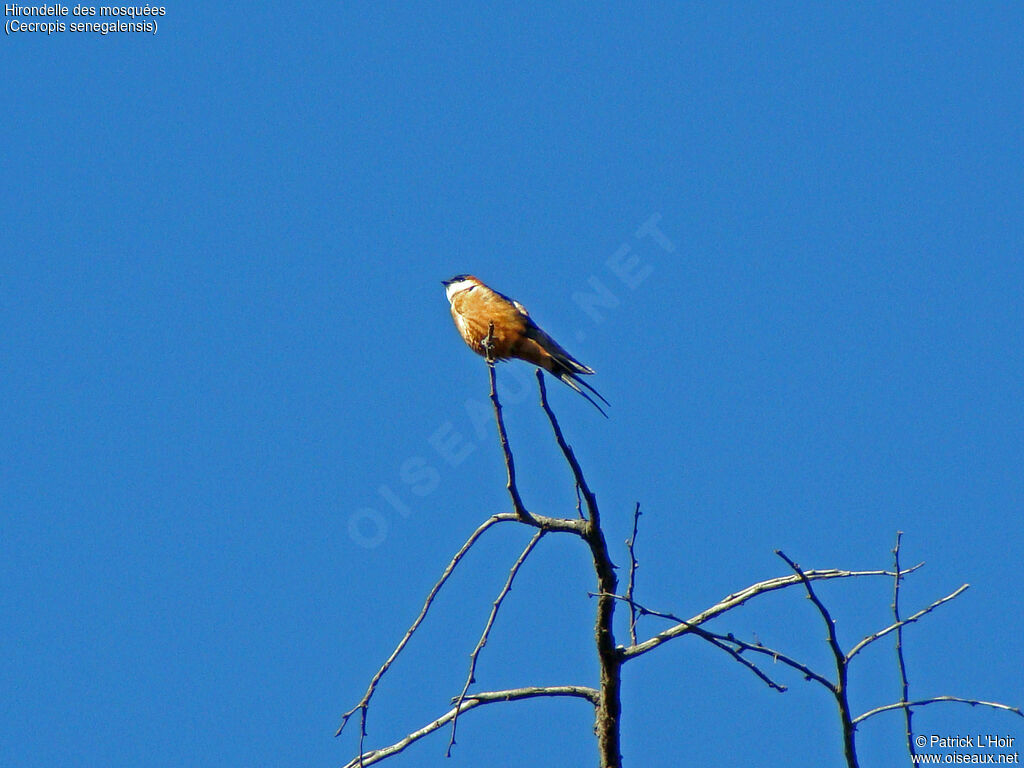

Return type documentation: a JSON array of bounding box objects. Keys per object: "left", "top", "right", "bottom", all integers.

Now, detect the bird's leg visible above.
[{"left": 482, "top": 321, "right": 496, "bottom": 364}]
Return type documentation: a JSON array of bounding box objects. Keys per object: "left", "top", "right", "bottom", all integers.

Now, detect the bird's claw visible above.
[{"left": 482, "top": 322, "right": 496, "bottom": 363}]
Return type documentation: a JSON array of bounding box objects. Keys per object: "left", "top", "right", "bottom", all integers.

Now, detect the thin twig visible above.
[
  {"left": 892, "top": 532, "right": 916, "bottom": 762},
  {"left": 600, "top": 592, "right": 836, "bottom": 692},
  {"left": 719, "top": 631, "right": 832, "bottom": 690},
  {"left": 537, "top": 371, "right": 600, "bottom": 528},
  {"left": 846, "top": 584, "right": 969, "bottom": 662},
  {"left": 853, "top": 696, "right": 1024, "bottom": 726},
  {"left": 486, "top": 322, "right": 532, "bottom": 522},
  {"left": 335, "top": 513, "right": 519, "bottom": 742},
  {"left": 476, "top": 370, "right": 593, "bottom": 534},
  {"left": 692, "top": 630, "right": 788, "bottom": 691},
  {"left": 341, "top": 686, "right": 599, "bottom": 768},
  {"left": 621, "top": 565, "right": 922, "bottom": 660},
  {"left": 776, "top": 550, "right": 858, "bottom": 768},
  {"left": 448, "top": 530, "right": 546, "bottom": 756},
  {"left": 624, "top": 503, "right": 642, "bottom": 645},
  {"left": 484, "top": 363, "right": 587, "bottom": 538},
  {"left": 610, "top": 594, "right": 789, "bottom": 691}
]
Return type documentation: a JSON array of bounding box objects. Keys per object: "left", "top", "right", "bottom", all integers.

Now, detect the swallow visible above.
[{"left": 442, "top": 275, "right": 609, "bottom": 416}]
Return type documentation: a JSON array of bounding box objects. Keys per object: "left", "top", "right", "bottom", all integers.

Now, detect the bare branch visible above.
[
  {"left": 485, "top": 327, "right": 532, "bottom": 523},
  {"left": 600, "top": 592, "right": 835, "bottom": 692},
  {"left": 514, "top": 510, "right": 589, "bottom": 535},
  {"left": 891, "top": 532, "right": 916, "bottom": 762},
  {"left": 341, "top": 686, "right": 599, "bottom": 768},
  {"left": 536, "top": 370, "right": 622, "bottom": 768},
  {"left": 776, "top": 550, "right": 857, "bottom": 768},
  {"left": 481, "top": 348, "right": 595, "bottom": 538},
  {"left": 340, "top": 369, "right": 603, "bottom": 765},
  {"left": 537, "top": 371, "right": 600, "bottom": 528},
  {"left": 846, "top": 584, "right": 969, "bottom": 662},
  {"left": 717, "top": 631, "right": 834, "bottom": 691},
  {"left": 604, "top": 592, "right": 792, "bottom": 691},
  {"left": 694, "top": 632, "right": 788, "bottom": 692},
  {"left": 335, "top": 513, "right": 519, "bottom": 740},
  {"left": 621, "top": 566, "right": 921, "bottom": 661},
  {"left": 854, "top": 696, "right": 1024, "bottom": 726},
  {"left": 624, "top": 503, "right": 642, "bottom": 645},
  {"left": 448, "top": 530, "right": 546, "bottom": 756}
]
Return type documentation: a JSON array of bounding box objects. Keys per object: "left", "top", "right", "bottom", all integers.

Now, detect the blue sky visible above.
[{"left": 3, "top": 3, "right": 1022, "bottom": 767}]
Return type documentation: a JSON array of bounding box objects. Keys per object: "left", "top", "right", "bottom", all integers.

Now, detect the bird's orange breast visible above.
[{"left": 450, "top": 288, "right": 528, "bottom": 360}]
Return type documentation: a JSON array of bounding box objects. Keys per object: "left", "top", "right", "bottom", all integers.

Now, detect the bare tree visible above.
[{"left": 336, "top": 344, "right": 1022, "bottom": 767}]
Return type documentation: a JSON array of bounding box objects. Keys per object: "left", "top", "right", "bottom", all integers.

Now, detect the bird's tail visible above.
[
  {"left": 554, "top": 368, "right": 609, "bottom": 417},
  {"left": 525, "top": 322, "right": 609, "bottom": 416}
]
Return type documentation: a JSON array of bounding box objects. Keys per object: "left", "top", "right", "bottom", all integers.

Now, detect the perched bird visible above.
[{"left": 442, "top": 275, "right": 608, "bottom": 416}]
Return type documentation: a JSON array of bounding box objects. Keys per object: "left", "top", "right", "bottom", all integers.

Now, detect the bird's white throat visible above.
[{"left": 445, "top": 279, "right": 476, "bottom": 302}]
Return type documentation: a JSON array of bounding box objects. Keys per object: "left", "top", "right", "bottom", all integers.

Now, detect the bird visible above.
[{"left": 442, "top": 275, "right": 609, "bottom": 416}]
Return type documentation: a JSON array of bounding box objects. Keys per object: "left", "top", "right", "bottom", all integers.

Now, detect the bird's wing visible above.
[{"left": 521, "top": 319, "right": 594, "bottom": 376}]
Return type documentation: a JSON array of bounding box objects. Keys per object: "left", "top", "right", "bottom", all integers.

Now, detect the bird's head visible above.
[{"left": 442, "top": 275, "right": 481, "bottom": 301}]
